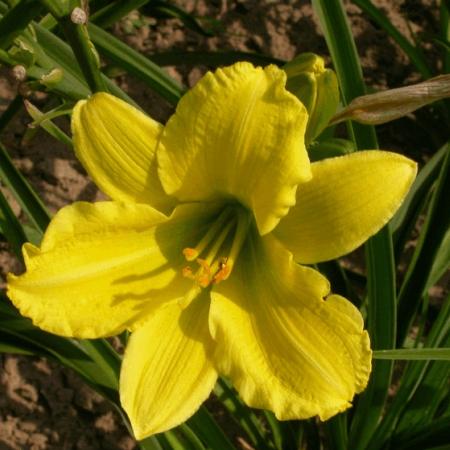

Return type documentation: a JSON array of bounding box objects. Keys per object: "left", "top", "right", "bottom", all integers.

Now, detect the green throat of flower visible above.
[{"left": 182, "top": 205, "right": 251, "bottom": 289}]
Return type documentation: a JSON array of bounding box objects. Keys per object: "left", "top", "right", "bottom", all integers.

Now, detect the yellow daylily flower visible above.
[{"left": 7, "top": 62, "right": 417, "bottom": 440}]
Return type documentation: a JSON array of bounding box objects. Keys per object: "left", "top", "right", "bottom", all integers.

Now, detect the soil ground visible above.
[{"left": 0, "top": 1, "right": 446, "bottom": 449}]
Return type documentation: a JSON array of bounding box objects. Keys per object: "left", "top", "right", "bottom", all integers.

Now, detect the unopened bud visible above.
[
  {"left": 12, "top": 65, "right": 27, "bottom": 81},
  {"left": 40, "top": 68, "right": 64, "bottom": 87},
  {"left": 284, "top": 53, "right": 339, "bottom": 144},
  {"left": 71, "top": 7, "right": 87, "bottom": 25},
  {"left": 9, "top": 39, "right": 35, "bottom": 67},
  {"left": 330, "top": 74, "right": 450, "bottom": 125}
]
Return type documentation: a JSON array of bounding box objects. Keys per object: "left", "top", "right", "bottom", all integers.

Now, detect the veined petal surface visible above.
[
  {"left": 209, "top": 233, "right": 371, "bottom": 420},
  {"left": 274, "top": 150, "right": 417, "bottom": 264},
  {"left": 158, "top": 62, "right": 311, "bottom": 235},
  {"left": 73, "top": 93, "right": 175, "bottom": 214},
  {"left": 8, "top": 202, "right": 219, "bottom": 338},
  {"left": 121, "top": 293, "right": 217, "bottom": 439}
]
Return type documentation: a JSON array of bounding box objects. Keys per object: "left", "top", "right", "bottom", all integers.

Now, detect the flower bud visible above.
[
  {"left": 330, "top": 74, "right": 450, "bottom": 125},
  {"left": 8, "top": 39, "right": 36, "bottom": 67},
  {"left": 284, "top": 53, "right": 339, "bottom": 144},
  {"left": 12, "top": 65, "right": 27, "bottom": 82},
  {"left": 71, "top": 7, "right": 87, "bottom": 25},
  {"left": 40, "top": 68, "right": 64, "bottom": 87}
]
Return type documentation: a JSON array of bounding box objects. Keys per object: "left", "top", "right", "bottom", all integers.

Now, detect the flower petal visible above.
[
  {"left": 72, "top": 93, "right": 175, "bottom": 214},
  {"left": 274, "top": 150, "right": 417, "bottom": 263},
  {"left": 209, "top": 234, "right": 371, "bottom": 421},
  {"left": 120, "top": 293, "right": 217, "bottom": 439},
  {"left": 158, "top": 62, "right": 311, "bottom": 235},
  {"left": 7, "top": 202, "right": 220, "bottom": 338}
]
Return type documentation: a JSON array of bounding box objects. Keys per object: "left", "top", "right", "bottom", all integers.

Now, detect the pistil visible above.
[
  {"left": 182, "top": 206, "right": 251, "bottom": 288},
  {"left": 212, "top": 208, "right": 250, "bottom": 284}
]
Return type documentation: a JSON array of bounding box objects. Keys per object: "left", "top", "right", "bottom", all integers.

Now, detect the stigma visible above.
[{"left": 182, "top": 206, "right": 250, "bottom": 288}]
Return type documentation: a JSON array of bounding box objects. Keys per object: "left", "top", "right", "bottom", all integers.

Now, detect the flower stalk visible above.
[
  {"left": 311, "top": 1, "right": 396, "bottom": 449},
  {"left": 38, "top": 0, "right": 107, "bottom": 93}
]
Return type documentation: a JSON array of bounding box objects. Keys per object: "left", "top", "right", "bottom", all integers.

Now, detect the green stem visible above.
[
  {"left": 186, "top": 405, "right": 238, "bottom": 450},
  {"left": 137, "top": 436, "right": 164, "bottom": 450},
  {"left": 0, "top": 0, "right": 43, "bottom": 49},
  {"left": 351, "top": 230, "right": 396, "bottom": 448},
  {"left": 311, "top": 1, "right": 396, "bottom": 449},
  {"left": 325, "top": 413, "right": 348, "bottom": 450},
  {"left": 38, "top": 0, "right": 106, "bottom": 93},
  {"left": 60, "top": 18, "right": 106, "bottom": 93},
  {"left": 441, "top": 0, "right": 450, "bottom": 73}
]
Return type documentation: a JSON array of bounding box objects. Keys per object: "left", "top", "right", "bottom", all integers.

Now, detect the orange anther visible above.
[
  {"left": 213, "top": 264, "right": 231, "bottom": 284},
  {"left": 183, "top": 247, "right": 198, "bottom": 261},
  {"left": 182, "top": 266, "right": 195, "bottom": 279}
]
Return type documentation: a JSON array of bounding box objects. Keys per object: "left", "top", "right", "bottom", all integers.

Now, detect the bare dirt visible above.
[{"left": 0, "top": 1, "right": 445, "bottom": 449}]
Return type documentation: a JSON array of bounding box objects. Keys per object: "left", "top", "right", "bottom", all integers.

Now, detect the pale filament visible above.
[{"left": 182, "top": 206, "right": 250, "bottom": 288}]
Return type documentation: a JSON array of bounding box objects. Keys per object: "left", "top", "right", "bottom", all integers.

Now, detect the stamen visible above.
[
  {"left": 182, "top": 248, "right": 198, "bottom": 260},
  {"left": 181, "top": 206, "right": 251, "bottom": 288},
  {"left": 182, "top": 266, "right": 195, "bottom": 279},
  {"left": 212, "top": 257, "right": 231, "bottom": 284},
  {"left": 180, "top": 285, "right": 202, "bottom": 308},
  {"left": 182, "top": 206, "right": 234, "bottom": 261},
  {"left": 218, "top": 208, "right": 251, "bottom": 282},
  {"left": 196, "top": 219, "right": 236, "bottom": 286},
  {"left": 203, "top": 220, "right": 236, "bottom": 266}
]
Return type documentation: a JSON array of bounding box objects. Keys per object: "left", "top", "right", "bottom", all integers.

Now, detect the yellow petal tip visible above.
[{"left": 275, "top": 150, "right": 418, "bottom": 263}]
